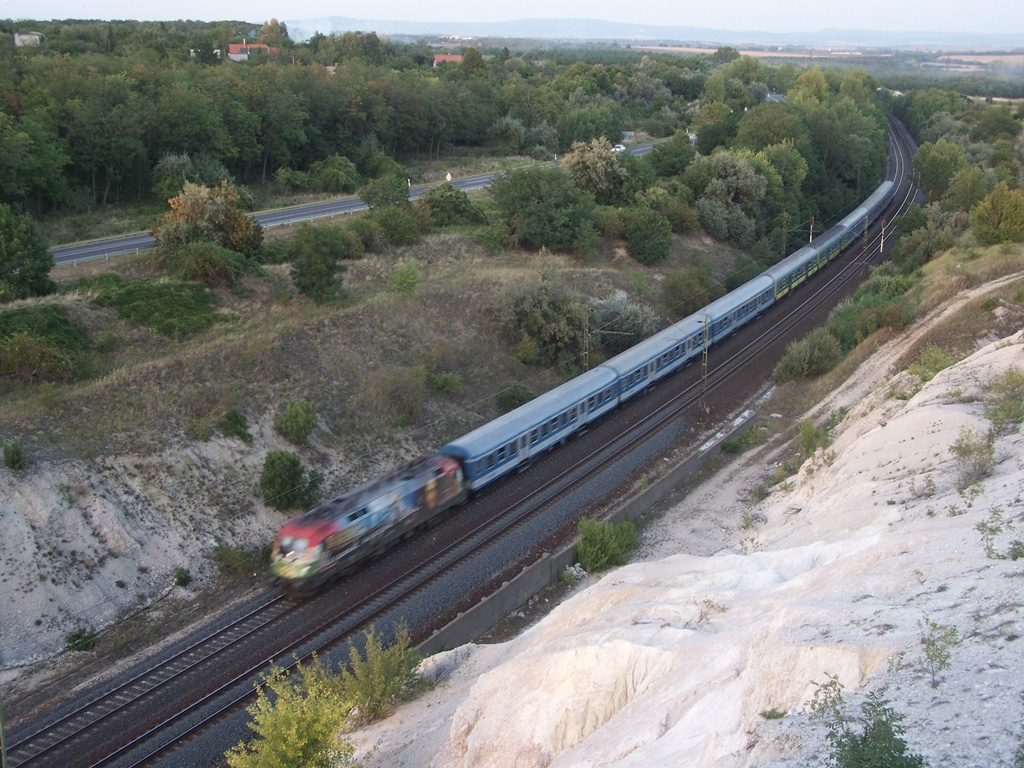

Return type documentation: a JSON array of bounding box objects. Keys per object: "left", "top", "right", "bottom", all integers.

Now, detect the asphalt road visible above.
[{"left": 49, "top": 143, "right": 657, "bottom": 266}]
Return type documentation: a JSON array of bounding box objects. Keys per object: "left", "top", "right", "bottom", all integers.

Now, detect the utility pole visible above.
[
  {"left": 809, "top": 215, "right": 815, "bottom": 243},
  {"left": 698, "top": 314, "right": 711, "bottom": 424}
]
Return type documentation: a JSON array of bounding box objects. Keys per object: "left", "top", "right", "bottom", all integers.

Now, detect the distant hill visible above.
[{"left": 283, "top": 16, "right": 1024, "bottom": 50}]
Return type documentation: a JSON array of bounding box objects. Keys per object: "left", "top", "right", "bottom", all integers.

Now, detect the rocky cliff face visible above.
[{"left": 353, "top": 324, "right": 1024, "bottom": 767}]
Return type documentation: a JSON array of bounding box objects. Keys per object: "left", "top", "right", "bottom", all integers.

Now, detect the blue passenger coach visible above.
[
  {"left": 699, "top": 274, "right": 775, "bottom": 344},
  {"left": 441, "top": 366, "right": 620, "bottom": 491}
]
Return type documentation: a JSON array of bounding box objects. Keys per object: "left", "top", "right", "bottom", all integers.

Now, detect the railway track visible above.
[{"left": 5, "top": 117, "right": 919, "bottom": 768}]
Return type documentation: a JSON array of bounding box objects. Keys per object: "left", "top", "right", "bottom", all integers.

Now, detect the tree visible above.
[
  {"left": 460, "top": 47, "right": 487, "bottom": 76},
  {"left": 288, "top": 223, "right": 349, "bottom": 303},
  {"left": 912, "top": 139, "right": 968, "bottom": 202},
  {"left": 645, "top": 133, "right": 696, "bottom": 178},
  {"left": 490, "top": 166, "right": 598, "bottom": 254},
  {"left": 560, "top": 137, "right": 630, "bottom": 205},
  {"left": 0, "top": 204, "right": 55, "bottom": 303},
  {"left": 359, "top": 174, "right": 410, "bottom": 210},
  {"left": 970, "top": 182, "right": 1024, "bottom": 245},
  {"left": 624, "top": 208, "right": 672, "bottom": 265},
  {"left": 152, "top": 181, "right": 263, "bottom": 258},
  {"left": 500, "top": 277, "right": 588, "bottom": 369},
  {"left": 225, "top": 657, "right": 356, "bottom": 768},
  {"left": 943, "top": 166, "right": 989, "bottom": 213},
  {"left": 419, "top": 182, "right": 482, "bottom": 227},
  {"left": 256, "top": 18, "right": 289, "bottom": 48},
  {"left": 308, "top": 155, "right": 359, "bottom": 193},
  {"left": 736, "top": 102, "right": 804, "bottom": 151},
  {"left": 152, "top": 151, "right": 233, "bottom": 202}
]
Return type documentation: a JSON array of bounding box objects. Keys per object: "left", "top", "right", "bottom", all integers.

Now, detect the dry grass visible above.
[
  {"left": 917, "top": 243, "right": 1024, "bottom": 315},
  {"left": 7, "top": 227, "right": 661, "bottom": 465}
]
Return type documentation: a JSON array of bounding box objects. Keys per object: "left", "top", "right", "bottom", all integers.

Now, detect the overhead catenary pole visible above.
[{"left": 699, "top": 314, "right": 711, "bottom": 423}]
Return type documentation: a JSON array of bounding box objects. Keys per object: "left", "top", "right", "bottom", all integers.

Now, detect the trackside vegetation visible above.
[{"left": 225, "top": 625, "right": 424, "bottom": 767}]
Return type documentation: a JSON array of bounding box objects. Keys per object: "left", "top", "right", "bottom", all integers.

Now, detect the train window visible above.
[
  {"left": 508, "top": 441, "right": 517, "bottom": 456},
  {"left": 560, "top": 412, "right": 567, "bottom": 427},
  {"left": 531, "top": 428, "right": 539, "bottom": 443},
  {"left": 497, "top": 447, "right": 505, "bottom": 462},
  {"left": 487, "top": 453, "right": 495, "bottom": 469},
  {"left": 550, "top": 417, "right": 558, "bottom": 431}
]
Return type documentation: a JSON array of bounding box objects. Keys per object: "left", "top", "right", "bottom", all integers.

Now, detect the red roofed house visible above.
[
  {"left": 433, "top": 54, "right": 463, "bottom": 67},
  {"left": 228, "top": 41, "right": 278, "bottom": 61}
]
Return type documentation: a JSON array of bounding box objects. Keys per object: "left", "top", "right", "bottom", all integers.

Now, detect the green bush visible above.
[
  {"left": 373, "top": 207, "right": 422, "bottom": 246},
  {"left": 827, "top": 692, "right": 925, "bottom": 768},
  {"left": 345, "top": 217, "right": 383, "bottom": 253},
  {"left": 949, "top": 426, "right": 994, "bottom": 490},
  {"left": 340, "top": 623, "right": 426, "bottom": 726},
  {"left": 576, "top": 518, "right": 639, "bottom": 573},
  {"left": 0, "top": 304, "right": 88, "bottom": 381},
  {"left": 908, "top": 344, "right": 955, "bottom": 382},
  {"left": 499, "top": 279, "right": 588, "bottom": 369},
  {"left": 725, "top": 253, "right": 762, "bottom": 290},
  {"left": 658, "top": 197, "right": 700, "bottom": 233},
  {"left": 0, "top": 331, "right": 75, "bottom": 383},
  {"left": 773, "top": 327, "right": 843, "bottom": 383},
  {"left": 799, "top": 418, "right": 824, "bottom": 458},
  {"left": 169, "top": 241, "right": 252, "bottom": 287},
  {"left": 290, "top": 251, "right": 344, "bottom": 304},
  {"left": 389, "top": 262, "right": 419, "bottom": 295},
  {"left": 984, "top": 366, "right": 1024, "bottom": 435},
  {"left": 3, "top": 438, "right": 28, "bottom": 470},
  {"left": 64, "top": 626, "right": 98, "bottom": 652},
  {"left": 419, "top": 182, "right": 484, "bottom": 227},
  {"left": 225, "top": 656, "right": 355, "bottom": 768},
  {"left": 275, "top": 399, "right": 316, "bottom": 445},
  {"left": 260, "top": 450, "right": 322, "bottom": 510},
  {"left": 496, "top": 383, "right": 535, "bottom": 413},
  {"left": 428, "top": 371, "right": 463, "bottom": 396},
  {"left": 623, "top": 207, "right": 673, "bottom": 265},
  {"left": 590, "top": 292, "right": 657, "bottom": 356},
  {"left": 174, "top": 567, "right": 193, "bottom": 588},
  {"left": 0, "top": 304, "right": 88, "bottom": 349},
  {"left": 85, "top": 275, "right": 226, "bottom": 339},
  {"left": 217, "top": 409, "right": 253, "bottom": 443}
]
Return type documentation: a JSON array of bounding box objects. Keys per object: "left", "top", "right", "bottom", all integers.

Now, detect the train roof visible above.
[
  {"left": 762, "top": 242, "right": 819, "bottom": 282},
  {"left": 701, "top": 274, "right": 774, "bottom": 321},
  {"left": 440, "top": 366, "right": 619, "bottom": 460},
  {"left": 599, "top": 314, "right": 706, "bottom": 375},
  {"left": 838, "top": 180, "right": 894, "bottom": 229}
]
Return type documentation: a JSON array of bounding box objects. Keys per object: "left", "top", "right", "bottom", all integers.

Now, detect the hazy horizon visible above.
[{"left": 1, "top": 0, "right": 1020, "bottom": 36}]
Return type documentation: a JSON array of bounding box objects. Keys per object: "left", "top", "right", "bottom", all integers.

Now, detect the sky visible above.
[{"left": 0, "top": 0, "right": 1020, "bottom": 35}]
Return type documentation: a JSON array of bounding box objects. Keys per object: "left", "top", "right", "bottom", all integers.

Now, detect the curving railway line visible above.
[{"left": 6, "top": 119, "right": 919, "bottom": 768}]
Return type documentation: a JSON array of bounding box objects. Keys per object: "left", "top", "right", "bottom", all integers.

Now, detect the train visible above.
[{"left": 269, "top": 176, "right": 897, "bottom": 592}]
